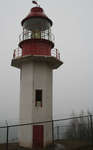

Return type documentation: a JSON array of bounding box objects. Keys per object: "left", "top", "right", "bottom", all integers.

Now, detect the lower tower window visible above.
[{"left": 35, "top": 89, "right": 42, "bottom": 107}]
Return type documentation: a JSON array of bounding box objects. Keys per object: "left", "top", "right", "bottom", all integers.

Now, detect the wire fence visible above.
[{"left": 0, "top": 115, "right": 93, "bottom": 150}]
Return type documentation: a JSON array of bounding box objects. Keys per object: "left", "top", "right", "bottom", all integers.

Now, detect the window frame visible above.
[{"left": 35, "top": 89, "right": 42, "bottom": 107}]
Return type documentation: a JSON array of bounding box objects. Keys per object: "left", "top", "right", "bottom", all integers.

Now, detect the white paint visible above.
[{"left": 19, "top": 60, "right": 53, "bottom": 148}]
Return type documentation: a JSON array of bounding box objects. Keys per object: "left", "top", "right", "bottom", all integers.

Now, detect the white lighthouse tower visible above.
[{"left": 11, "top": 1, "right": 63, "bottom": 149}]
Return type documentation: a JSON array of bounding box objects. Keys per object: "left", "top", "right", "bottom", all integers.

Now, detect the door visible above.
[{"left": 33, "top": 125, "right": 44, "bottom": 148}]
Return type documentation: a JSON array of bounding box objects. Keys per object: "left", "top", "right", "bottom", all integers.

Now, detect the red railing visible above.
[{"left": 13, "top": 48, "right": 60, "bottom": 60}]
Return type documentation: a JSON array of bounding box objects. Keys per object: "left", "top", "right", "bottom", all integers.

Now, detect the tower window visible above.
[{"left": 35, "top": 89, "right": 42, "bottom": 107}]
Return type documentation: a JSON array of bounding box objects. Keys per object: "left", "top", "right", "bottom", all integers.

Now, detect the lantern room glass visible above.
[
  {"left": 19, "top": 28, "right": 55, "bottom": 43},
  {"left": 19, "top": 16, "right": 54, "bottom": 43}
]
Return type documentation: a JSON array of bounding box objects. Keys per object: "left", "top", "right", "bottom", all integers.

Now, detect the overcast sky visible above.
[{"left": 0, "top": 0, "right": 92, "bottom": 121}]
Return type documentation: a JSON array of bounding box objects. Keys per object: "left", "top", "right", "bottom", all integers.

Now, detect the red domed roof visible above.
[{"left": 21, "top": 7, "right": 52, "bottom": 26}]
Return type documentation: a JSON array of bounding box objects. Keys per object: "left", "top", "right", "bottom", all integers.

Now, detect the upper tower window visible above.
[{"left": 35, "top": 89, "right": 42, "bottom": 107}]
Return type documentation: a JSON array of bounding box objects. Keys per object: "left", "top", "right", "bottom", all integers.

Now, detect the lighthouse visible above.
[{"left": 11, "top": 1, "right": 63, "bottom": 149}]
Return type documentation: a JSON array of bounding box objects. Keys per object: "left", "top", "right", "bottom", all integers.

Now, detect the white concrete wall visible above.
[
  {"left": 32, "top": 62, "right": 52, "bottom": 123},
  {"left": 44, "top": 122, "right": 53, "bottom": 146},
  {"left": 19, "top": 125, "right": 32, "bottom": 147},
  {"left": 19, "top": 61, "right": 53, "bottom": 148},
  {"left": 19, "top": 63, "right": 34, "bottom": 147},
  {"left": 20, "top": 63, "right": 34, "bottom": 123}
]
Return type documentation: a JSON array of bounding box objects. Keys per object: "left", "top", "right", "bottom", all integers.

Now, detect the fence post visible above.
[
  {"left": 52, "top": 120, "right": 54, "bottom": 144},
  {"left": 90, "top": 115, "right": 93, "bottom": 144},
  {"left": 6, "top": 126, "right": 9, "bottom": 150},
  {"left": 5, "top": 121, "right": 9, "bottom": 150},
  {"left": 56, "top": 49, "right": 57, "bottom": 59},
  {"left": 57, "top": 126, "right": 60, "bottom": 140},
  {"left": 88, "top": 116, "right": 90, "bottom": 139}
]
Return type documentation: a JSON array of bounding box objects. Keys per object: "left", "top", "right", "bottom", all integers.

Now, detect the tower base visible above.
[{"left": 19, "top": 122, "right": 53, "bottom": 148}]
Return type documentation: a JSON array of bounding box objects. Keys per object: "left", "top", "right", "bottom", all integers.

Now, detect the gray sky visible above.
[{"left": 0, "top": 0, "right": 92, "bottom": 121}]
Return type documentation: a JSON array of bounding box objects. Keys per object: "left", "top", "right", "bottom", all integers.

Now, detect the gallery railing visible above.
[
  {"left": 13, "top": 48, "right": 60, "bottom": 60},
  {"left": 19, "top": 30, "right": 55, "bottom": 43}
]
